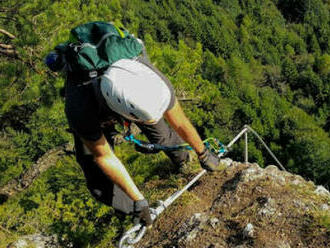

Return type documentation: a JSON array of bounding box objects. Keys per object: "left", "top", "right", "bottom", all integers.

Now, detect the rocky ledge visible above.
[
  {"left": 138, "top": 159, "right": 330, "bottom": 248},
  {"left": 6, "top": 159, "right": 329, "bottom": 248}
]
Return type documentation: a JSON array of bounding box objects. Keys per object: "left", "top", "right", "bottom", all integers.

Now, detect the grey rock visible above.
[
  {"left": 320, "top": 204, "right": 329, "bottom": 211},
  {"left": 243, "top": 223, "right": 254, "bottom": 238},
  {"left": 264, "top": 165, "right": 287, "bottom": 185},
  {"left": 259, "top": 207, "right": 275, "bottom": 216},
  {"left": 242, "top": 164, "right": 264, "bottom": 182},
  {"left": 178, "top": 213, "right": 209, "bottom": 244},
  {"left": 314, "top": 186, "right": 330, "bottom": 196},
  {"left": 185, "top": 228, "right": 199, "bottom": 242},
  {"left": 8, "top": 240, "right": 27, "bottom": 248},
  {"left": 8, "top": 234, "right": 60, "bottom": 248},
  {"left": 282, "top": 171, "right": 293, "bottom": 177},
  {"left": 190, "top": 213, "right": 208, "bottom": 224},
  {"left": 258, "top": 198, "right": 276, "bottom": 217},
  {"left": 292, "top": 175, "right": 304, "bottom": 181},
  {"left": 275, "top": 240, "right": 291, "bottom": 248},
  {"left": 293, "top": 200, "right": 309, "bottom": 211},
  {"left": 209, "top": 217, "right": 220, "bottom": 229},
  {"left": 220, "top": 158, "right": 233, "bottom": 168},
  {"left": 264, "top": 165, "right": 279, "bottom": 173},
  {"left": 276, "top": 175, "right": 286, "bottom": 185},
  {"left": 291, "top": 179, "right": 302, "bottom": 185}
]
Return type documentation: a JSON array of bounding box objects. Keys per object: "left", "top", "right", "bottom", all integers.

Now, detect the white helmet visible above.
[{"left": 100, "top": 59, "right": 171, "bottom": 124}]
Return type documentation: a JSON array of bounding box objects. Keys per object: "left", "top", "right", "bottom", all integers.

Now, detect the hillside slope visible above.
[
  {"left": 1, "top": 0, "right": 330, "bottom": 247},
  {"left": 137, "top": 160, "right": 329, "bottom": 248},
  {"left": 1, "top": 0, "right": 330, "bottom": 192},
  {"left": 3, "top": 157, "right": 330, "bottom": 248}
]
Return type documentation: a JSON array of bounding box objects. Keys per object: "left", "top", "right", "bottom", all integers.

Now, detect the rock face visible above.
[
  {"left": 138, "top": 161, "right": 330, "bottom": 248},
  {"left": 5, "top": 159, "right": 329, "bottom": 248},
  {"left": 7, "top": 234, "right": 61, "bottom": 248}
]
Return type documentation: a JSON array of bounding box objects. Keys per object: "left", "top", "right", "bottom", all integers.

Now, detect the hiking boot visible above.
[
  {"left": 177, "top": 152, "right": 200, "bottom": 174},
  {"left": 198, "top": 148, "right": 227, "bottom": 172}
]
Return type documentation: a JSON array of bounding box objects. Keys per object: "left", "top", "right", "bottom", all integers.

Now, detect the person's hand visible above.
[
  {"left": 198, "top": 148, "right": 223, "bottom": 171},
  {"left": 134, "top": 199, "right": 153, "bottom": 227}
]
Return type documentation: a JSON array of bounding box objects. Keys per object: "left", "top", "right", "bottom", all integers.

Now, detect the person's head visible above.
[
  {"left": 100, "top": 59, "right": 172, "bottom": 125},
  {"left": 45, "top": 51, "right": 66, "bottom": 72}
]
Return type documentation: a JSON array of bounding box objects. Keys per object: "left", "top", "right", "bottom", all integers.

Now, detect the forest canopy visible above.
[
  {"left": 0, "top": 0, "right": 329, "bottom": 245},
  {"left": 1, "top": 0, "right": 329, "bottom": 186}
]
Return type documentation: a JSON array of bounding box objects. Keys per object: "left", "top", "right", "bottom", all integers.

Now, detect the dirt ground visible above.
[{"left": 135, "top": 162, "right": 330, "bottom": 248}]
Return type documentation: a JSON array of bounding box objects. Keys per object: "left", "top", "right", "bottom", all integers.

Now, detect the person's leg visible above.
[
  {"left": 136, "top": 119, "right": 189, "bottom": 166},
  {"left": 73, "top": 133, "right": 114, "bottom": 206},
  {"left": 73, "top": 132, "right": 135, "bottom": 214}
]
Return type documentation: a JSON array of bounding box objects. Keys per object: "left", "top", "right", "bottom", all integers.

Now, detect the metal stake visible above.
[
  {"left": 227, "top": 127, "right": 248, "bottom": 149},
  {"left": 245, "top": 131, "right": 248, "bottom": 164},
  {"left": 244, "top": 125, "right": 286, "bottom": 171}
]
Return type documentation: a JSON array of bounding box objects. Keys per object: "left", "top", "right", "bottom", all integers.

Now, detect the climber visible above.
[{"left": 45, "top": 22, "right": 223, "bottom": 228}]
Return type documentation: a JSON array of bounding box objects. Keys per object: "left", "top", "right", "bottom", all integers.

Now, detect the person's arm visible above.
[
  {"left": 164, "top": 99, "right": 205, "bottom": 155},
  {"left": 82, "top": 134, "right": 144, "bottom": 201},
  {"left": 164, "top": 99, "right": 223, "bottom": 171}
]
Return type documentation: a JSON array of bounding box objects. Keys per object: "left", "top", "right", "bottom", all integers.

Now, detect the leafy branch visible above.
[{"left": 0, "top": 28, "right": 17, "bottom": 57}]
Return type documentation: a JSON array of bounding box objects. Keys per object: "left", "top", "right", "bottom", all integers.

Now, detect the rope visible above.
[
  {"left": 244, "top": 125, "right": 286, "bottom": 171},
  {"left": 124, "top": 124, "right": 285, "bottom": 171},
  {"left": 124, "top": 134, "right": 227, "bottom": 155}
]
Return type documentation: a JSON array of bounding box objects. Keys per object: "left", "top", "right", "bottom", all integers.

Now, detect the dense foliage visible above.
[{"left": 0, "top": 0, "right": 329, "bottom": 246}]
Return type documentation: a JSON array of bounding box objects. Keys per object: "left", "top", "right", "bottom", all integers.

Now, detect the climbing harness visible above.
[{"left": 118, "top": 124, "right": 286, "bottom": 248}]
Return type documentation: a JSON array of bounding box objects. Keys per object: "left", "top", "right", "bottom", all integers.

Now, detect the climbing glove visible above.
[
  {"left": 134, "top": 199, "right": 153, "bottom": 227},
  {"left": 198, "top": 148, "right": 222, "bottom": 171}
]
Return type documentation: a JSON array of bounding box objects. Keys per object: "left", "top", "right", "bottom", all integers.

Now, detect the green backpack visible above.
[{"left": 56, "top": 21, "right": 143, "bottom": 83}]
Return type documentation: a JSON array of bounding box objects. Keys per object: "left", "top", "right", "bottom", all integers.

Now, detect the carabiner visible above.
[{"left": 118, "top": 224, "right": 147, "bottom": 248}]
